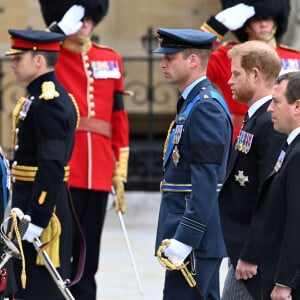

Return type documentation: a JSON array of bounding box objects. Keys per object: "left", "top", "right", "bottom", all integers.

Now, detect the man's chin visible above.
[{"left": 69, "top": 34, "right": 89, "bottom": 44}]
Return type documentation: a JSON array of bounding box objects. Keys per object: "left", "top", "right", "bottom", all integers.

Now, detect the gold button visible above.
[
  {"left": 90, "top": 111, "right": 95, "bottom": 117},
  {"left": 90, "top": 102, "right": 95, "bottom": 108}
]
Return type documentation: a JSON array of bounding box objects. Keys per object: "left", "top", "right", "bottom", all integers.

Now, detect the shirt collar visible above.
[
  {"left": 181, "top": 76, "right": 206, "bottom": 100},
  {"left": 287, "top": 127, "right": 300, "bottom": 145},
  {"left": 248, "top": 95, "right": 272, "bottom": 118}
]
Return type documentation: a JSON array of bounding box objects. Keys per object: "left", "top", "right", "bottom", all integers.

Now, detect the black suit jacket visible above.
[
  {"left": 219, "top": 100, "right": 287, "bottom": 298},
  {"left": 253, "top": 133, "right": 300, "bottom": 299}
]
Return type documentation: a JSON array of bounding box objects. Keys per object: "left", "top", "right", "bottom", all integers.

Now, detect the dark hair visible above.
[
  {"left": 276, "top": 72, "right": 300, "bottom": 104},
  {"left": 32, "top": 51, "right": 59, "bottom": 68},
  {"left": 182, "top": 48, "right": 212, "bottom": 68}
]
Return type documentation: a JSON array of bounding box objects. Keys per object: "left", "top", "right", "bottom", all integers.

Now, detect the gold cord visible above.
[
  {"left": 162, "top": 120, "right": 175, "bottom": 162},
  {"left": 11, "top": 97, "right": 26, "bottom": 149},
  {"left": 8, "top": 211, "right": 27, "bottom": 289}
]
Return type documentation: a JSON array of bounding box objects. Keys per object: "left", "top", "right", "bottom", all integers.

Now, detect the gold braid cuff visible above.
[
  {"left": 200, "top": 23, "right": 223, "bottom": 42},
  {"left": 118, "top": 147, "right": 130, "bottom": 182}
]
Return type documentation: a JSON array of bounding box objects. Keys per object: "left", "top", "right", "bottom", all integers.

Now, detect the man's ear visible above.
[
  {"left": 189, "top": 53, "right": 199, "bottom": 69},
  {"left": 294, "top": 99, "right": 300, "bottom": 115},
  {"left": 252, "top": 67, "right": 260, "bottom": 80},
  {"left": 33, "top": 54, "right": 42, "bottom": 67}
]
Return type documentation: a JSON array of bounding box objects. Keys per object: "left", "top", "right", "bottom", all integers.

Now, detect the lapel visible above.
[
  {"left": 242, "top": 101, "right": 270, "bottom": 132},
  {"left": 225, "top": 100, "right": 271, "bottom": 180},
  {"left": 265, "top": 134, "right": 300, "bottom": 181},
  {"left": 178, "top": 78, "right": 211, "bottom": 114},
  {"left": 163, "top": 79, "right": 212, "bottom": 168}
]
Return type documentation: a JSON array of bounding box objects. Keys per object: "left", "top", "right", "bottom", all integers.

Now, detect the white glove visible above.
[
  {"left": 163, "top": 238, "right": 192, "bottom": 266},
  {"left": 215, "top": 3, "right": 255, "bottom": 31},
  {"left": 57, "top": 5, "right": 85, "bottom": 35},
  {"left": 22, "top": 223, "right": 43, "bottom": 243},
  {"left": 11, "top": 207, "right": 25, "bottom": 220}
]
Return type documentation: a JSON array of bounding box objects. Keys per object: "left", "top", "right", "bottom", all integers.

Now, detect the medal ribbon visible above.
[{"left": 163, "top": 89, "right": 230, "bottom": 168}]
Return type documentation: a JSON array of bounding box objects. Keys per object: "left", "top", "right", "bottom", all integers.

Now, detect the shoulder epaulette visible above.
[
  {"left": 278, "top": 44, "right": 300, "bottom": 53},
  {"left": 221, "top": 40, "right": 239, "bottom": 48},
  {"left": 93, "top": 42, "right": 117, "bottom": 52},
  {"left": 39, "top": 81, "right": 59, "bottom": 100}
]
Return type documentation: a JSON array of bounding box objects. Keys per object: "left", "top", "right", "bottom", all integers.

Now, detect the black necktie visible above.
[
  {"left": 177, "top": 96, "right": 185, "bottom": 113},
  {"left": 243, "top": 112, "right": 249, "bottom": 124}
]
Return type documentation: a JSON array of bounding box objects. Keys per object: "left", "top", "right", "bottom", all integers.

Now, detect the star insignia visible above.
[{"left": 235, "top": 170, "right": 249, "bottom": 186}]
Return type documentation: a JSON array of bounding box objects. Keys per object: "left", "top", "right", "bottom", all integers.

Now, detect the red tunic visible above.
[
  {"left": 207, "top": 42, "right": 300, "bottom": 141},
  {"left": 55, "top": 41, "right": 129, "bottom": 191}
]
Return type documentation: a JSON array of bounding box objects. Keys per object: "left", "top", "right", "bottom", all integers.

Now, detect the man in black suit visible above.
[
  {"left": 219, "top": 40, "right": 287, "bottom": 299},
  {"left": 252, "top": 71, "right": 300, "bottom": 299}
]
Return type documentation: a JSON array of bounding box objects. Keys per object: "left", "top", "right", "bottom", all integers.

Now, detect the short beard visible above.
[{"left": 233, "top": 84, "right": 255, "bottom": 105}]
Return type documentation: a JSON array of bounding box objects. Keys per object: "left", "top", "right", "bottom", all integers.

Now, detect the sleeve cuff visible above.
[
  {"left": 48, "top": 22, "right": 65, "bottom": 35},
  {"left": 201, "top": 16, "right": 229, "bottom": 42}
]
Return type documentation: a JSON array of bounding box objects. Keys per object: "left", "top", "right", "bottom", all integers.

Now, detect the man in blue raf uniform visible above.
[
  {"left": 5, "top": 29, "right": 79, "bottom": 299},
  {"left": 154, "top": 28, "right": 233, "bottom": 300}
]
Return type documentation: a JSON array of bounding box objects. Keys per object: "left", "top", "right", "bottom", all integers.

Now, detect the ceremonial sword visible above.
[
  {"left": 111, "top": 187, "right": 144, "bottom": 296},
  {"left": 0, "top": 211, "right": 75, "bottom": 300},
  {"left": 32, "top": 237, "right": 75, "bottom": 300}
]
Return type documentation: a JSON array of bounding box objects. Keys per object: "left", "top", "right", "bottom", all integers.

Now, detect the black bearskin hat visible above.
[
  {"left": 39, "top": 0, "right": 109, "bottom": 27},
  {"left": 220, "top": 0, "right": 290, "bottom": 42}
]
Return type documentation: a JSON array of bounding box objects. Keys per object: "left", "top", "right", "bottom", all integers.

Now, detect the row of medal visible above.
[
  {"left": 235, "top": 130, "right": 254, "bottom": 154},
  {"left": 171, "top": 124, "right": 184, "bottom": 166},
  {"left": 90, "top": 61, "right": 121, "bottom": 79}
]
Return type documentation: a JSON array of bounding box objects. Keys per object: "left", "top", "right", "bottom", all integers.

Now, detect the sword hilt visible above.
[{"left": 157, "top": 239, "right": 196, "bottom": 287}]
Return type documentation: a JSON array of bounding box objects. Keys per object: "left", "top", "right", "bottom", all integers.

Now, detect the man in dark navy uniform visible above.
[
  {"left": 5, "top": 29, "right": 79, "bottom": 299},
  {"left": 154, "top": 28, "right": 233, "bottom": 299}
]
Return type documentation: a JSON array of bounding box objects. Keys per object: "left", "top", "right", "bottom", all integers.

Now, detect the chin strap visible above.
[{"left": 245, "top": 25, "right": 277, "bottom": 45}]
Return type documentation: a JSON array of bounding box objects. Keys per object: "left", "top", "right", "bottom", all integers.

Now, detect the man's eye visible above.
[{"left": 12, "top": 55, "right": 22, "bottom": 62}]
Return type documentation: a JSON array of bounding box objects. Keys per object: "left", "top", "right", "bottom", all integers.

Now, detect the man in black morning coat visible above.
[
  {"left": 252, "top": 71, "right": 300, "bottom": 299},
  {"left": 218, "top": 40, "right": 287, "bottom": 299}
]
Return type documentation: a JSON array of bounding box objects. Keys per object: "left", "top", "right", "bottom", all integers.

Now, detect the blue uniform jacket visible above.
[{"left": 155, "top": 78, "right": 232, "bottom": 258}]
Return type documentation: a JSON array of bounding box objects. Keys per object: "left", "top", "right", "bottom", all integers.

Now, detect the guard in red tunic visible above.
[
  {"left": 201, "top": 0, "right": 300, "bottom": 141},
  {"left": 38, "top": 1, "right": 130, "bottom": 299}
]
